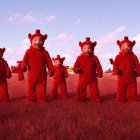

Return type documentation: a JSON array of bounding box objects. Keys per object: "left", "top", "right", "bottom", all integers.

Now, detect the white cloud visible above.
[
  {"left": 132, "top": 33, "right": 140, "bottom": 60},
  {"left": 45, "top": 15, "right": 56, "bottom": 22},
  {"left": 48, "top": 32, "right": 75, "bottom": 47},
  {"left": 7, "top": 13, "right": 20, "bottom": 22},
  {"left": 8, "top": 12, "right": 56, "bottom": 23},
  {"left": 74, "top": 17, "right": 99, "bottom": 24},
  {"left": 97, "top": 26, "right": 126, "bottom": 44},
  {"left": 4, "top": 39, "right": 30, "bottom": 66}
]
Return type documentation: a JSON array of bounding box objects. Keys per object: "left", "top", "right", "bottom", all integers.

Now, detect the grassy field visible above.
[{"left": 0, "top": 73, "right": 140, "bottom": 140}]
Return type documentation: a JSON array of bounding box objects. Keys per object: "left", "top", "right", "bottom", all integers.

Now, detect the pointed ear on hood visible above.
[
  {"left": 132, "top": 40, "right": 136, "bottom": 46},
  {"left": 62, "top": 57, "right": 65, "bottom": 61},
  {"left": 43, "top": 34, "right": 47, "bottom": 40},
  {"left": 28, "top": 33, "right": 32, "bottom": 39},
  {"left": 117, "top": 40, "right": 120, "bottom": 46}
]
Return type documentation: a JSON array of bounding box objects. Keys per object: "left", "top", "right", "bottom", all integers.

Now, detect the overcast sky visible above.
[{"left": 0, "top": 0, "right": 140, "bottom": 71}]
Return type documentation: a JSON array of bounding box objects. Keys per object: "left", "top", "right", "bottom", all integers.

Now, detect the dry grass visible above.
[{"left": 0, "top": 73, "right": 140, "bottom": 140}]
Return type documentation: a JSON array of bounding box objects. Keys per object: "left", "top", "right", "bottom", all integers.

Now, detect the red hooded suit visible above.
[
  {"left": 73, "top": 37, "right": 103, "bottom": 101},
  {"left": 113, "top": 36, "right": 140, "bottom": 102},
  {"left": 11, "top": 61, "right": 27, "bottom": 80},
  {"left": 22, "top": 30, "right": 54, "bottom": 103},
  {"left": 0, "top": 48, "right": 12, "bottom": 102},
  {"left": 51, "top": 55, "right": 69, "bottom": 98}
]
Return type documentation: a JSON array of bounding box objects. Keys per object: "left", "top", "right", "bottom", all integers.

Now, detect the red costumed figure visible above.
[
  {"left": 0, "top": 48, "right": 12, "bottom": 102},
  {"left": 109, "top": 58, "right": 114, "bottom": 65},
  {"left": 11, "top": 61, "right": 27, "bottom": 81},
  {"left": 73, "top": 37, "right": 103, "bottom": 102},
  {"left": 113, "top": 36, "right": 140, "bottom": 102},
  {"left": 51, "top": 55, "right": 69, "bottom": 98},
  {"left": 22, "top": 29, "right": 54, "bottom": 103}
]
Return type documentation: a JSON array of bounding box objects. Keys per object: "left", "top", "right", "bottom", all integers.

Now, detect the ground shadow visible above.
[{"left": 11, "top": 96, "right": 26, "bottom": 102}]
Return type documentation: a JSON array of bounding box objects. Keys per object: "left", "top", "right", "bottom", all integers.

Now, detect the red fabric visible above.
[
  {"left": 51, "top": 66, "right": 69, "bottom": 98},
  {"left": 117, "top": 36, "right": 135, "bottom": 49},
  {"left": 79, "top": 37, "right": 97, "bottom": 48},
  {"left": 11, "top": 63, "right": 26, "bottom": 81},
  {"left": 113, "top": 52, "right": 140, "bottom": 101},
  {"left": 22, "top": 46, "right": 54, "bottom": 102},
  {"left": 73, "top": 54, "right": 103, "bottom": 101},
  {"left": 52, "top": 55, "right": 65, "bottom": 62},
  {"left": 28, "top": 29, "right": 47, "bottom": 44},
  {"left": 0, "top": 59, "right": 11, "bottom": 101}
]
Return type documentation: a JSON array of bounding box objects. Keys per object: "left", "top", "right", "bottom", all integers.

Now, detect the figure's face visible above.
[
  {"left": 120, "top": 42, "right": 132, "bottom": 53},
  {"left": 32, "top": 36, "right": 44, "bottom": 49},
  {"left": 54, "top": 59, "right": 63, "bottom": 67},
  {"left": 0, "top": 51, "right": 3, "bottom": 59},
  {"left": 82, "top": 44, "right": 93, "bottom": 55}
]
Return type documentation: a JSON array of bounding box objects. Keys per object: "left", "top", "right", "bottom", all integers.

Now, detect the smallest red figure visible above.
[
  {"left": 51, "top": 55, "right": 69, "bottom": 98},
  {"left": 0, "top": 48, "right": 12, "bottom": 102},
  {"left": 11, "top": 61, "right": 27, "bottom": 81}
]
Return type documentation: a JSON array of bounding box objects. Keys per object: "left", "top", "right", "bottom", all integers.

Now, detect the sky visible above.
[{"left": 0, "top": 0, "right": 140, "bottom": 71}]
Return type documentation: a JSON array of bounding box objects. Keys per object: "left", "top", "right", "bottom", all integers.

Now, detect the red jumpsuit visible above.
[
  {"left": 22, "top": 46, "right": 54, "bottom": 102},
  {"left": 11, "top": 63, "right": 27, "bottom": 80},
  {"left": 73, "top": 54, "right": 103, "bottom": 101},
  {"left": 113, "top": 52, "right": 140, "bottom": 101},
  {"left": 51, "top": 66, "right": 69, "bottom": 98},
  {"left": 0, "top": 58, "right": 11, "bottom": 102}
]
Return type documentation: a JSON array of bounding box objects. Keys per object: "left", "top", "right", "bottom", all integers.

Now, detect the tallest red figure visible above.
[
  {"left": 113, "top": 36, "right": 140, "bottom": 102},
  {"left": 22, "top": 29, "right": 54, "bottom": 103}
]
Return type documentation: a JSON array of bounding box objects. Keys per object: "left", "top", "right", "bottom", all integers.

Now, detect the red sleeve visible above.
[
  {"left": 73, "top": 56, "right": 80, "bottom": 74},
  {"left": 22, "top": 50, "right": 29, "bottom": 69},
  {"left": 65, "top": 67, "right": 69, "bottom": 78},
  {"left": 11, "top": 66, "right": 17, "bottom": 73},
  {"left": 45, "top": 51, "right": 54, "bottom": 74},
  {"left": 95, "top": 56, "right": 103, "bottom": 74},
  {"left": 4, "top": 61, "right": 12, "bottom": 79},
  {"left": 134, "top": 55, "right": 140, "bottom": 76},
  {"left": 113, "top": 55, "right": 120, "bottom": 75}
]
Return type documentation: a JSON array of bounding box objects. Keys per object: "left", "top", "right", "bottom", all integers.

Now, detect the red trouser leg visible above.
[
  {"left": 89, "top": 81, "right": 101, "bottom": 102},
  {"left": 0, "top": 81, "right": 9, "bottom": 102},
  {"left": 59, "top": 81, "right": 68, "bottom": 98},
  {"left": 77, "top": 79, "right": 87, "bottom": 101},
  {"left": 51, "top": 81, "right": 58, "bottom": 98},
  {"left": 37, "top": 80, "right": 47, "bottom": 103},
  {"left": 18, "top": 73, "right": 24, "bottom": 80},
  {"left": 117, "top": 79, "right": 127, "bottom": 102},
  {"left": 27, "top": 80, "right": 37, "bottom": 102},
  {"left": 126, "top": 80, "right": 137, "bottom": 101}
]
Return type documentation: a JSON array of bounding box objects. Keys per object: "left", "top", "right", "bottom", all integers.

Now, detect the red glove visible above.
[{"left": 97, "top": 73, "right": 103, "bottom": 78}]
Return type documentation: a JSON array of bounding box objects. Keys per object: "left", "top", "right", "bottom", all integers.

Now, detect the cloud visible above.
[
  {"left": 4, "top": 39, "right": 30, "bottom": 66},
  {"left": 7, "top": 12, "right": 56, "bottom": 23},
  {"left": 132, "top": 33, "right": 140, "bottom": 60},
  {"left": 7, "top": 13, "right": 20, "bottom": 22},
  {"left": 74, "top": 17, "right": 99, "bottom": 24},
  {"left": 97, "top": 26, "right": 126, "bottom": 44},
  {"left": 48, "top": 32, "right": 75, "bottom": 47}
]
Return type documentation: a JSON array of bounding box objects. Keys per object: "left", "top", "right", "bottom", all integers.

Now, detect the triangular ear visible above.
[
  {"left": 132, "top": 40, "right": 136, "bottom": 46},
  {"left": 117, "top": 40, "right": 120, "bottom": 45},
  {"left": 28, "top": 33, "right": 32, "bottom": 39},
  {"left": 62, "top": 57, "right": 65, "bottom": 61},
  {"left": 52, "top": 57, "right": 55, "bottom": 61},
  {"left": 93, "top": 41, "right": 97, "bottom": 47},
  {"left": 79, "top": 41, "right": 82, "bottom": 47},
  {"left": 44, "top": 34, "right": 47, "bottom": 40},
  {"left": 2, "top": 48, "right": 6, "bottom": 52}
]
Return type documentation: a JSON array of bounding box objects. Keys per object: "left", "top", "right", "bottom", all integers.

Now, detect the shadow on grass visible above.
[{"left": 11, "top": 96, "right": 26, "bottom": 102}]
